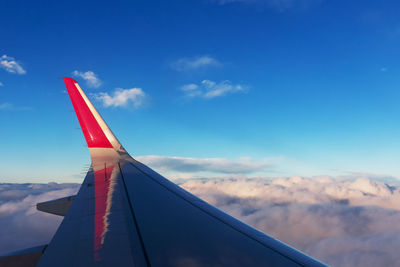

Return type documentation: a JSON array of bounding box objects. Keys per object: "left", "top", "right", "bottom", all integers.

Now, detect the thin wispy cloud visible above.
[
  {"left": 0, "top": 82, "right": 3, "bottom": 87},
  {"left": 180, "top": 80, "right": 247, "bottom": 98},
  {"left": 0, "top": 102, "right": 31, "bottom": 111},
  {"left": 137, "top": 155, "right": 273, "bottom": 174},
  {"left": 0, "top": 55, "right": 26, "bottom": 75},
  {"left": 0, "top": 103, "right": 13, "bottom": 110},
  {"left": 72, "top": 70, "right": 102, "bottom": 88},
  {"left": 216, "top": 0, "right": 321, "bottom": 12},
  {"left": 94, "top": 88, "right": 146, "bottom": 108},
  {"left": 171, "top": 55, "right": 221, "bottom": 71},
  {"left": 181, "top": 83, "right": 199, "bottom": 91}
]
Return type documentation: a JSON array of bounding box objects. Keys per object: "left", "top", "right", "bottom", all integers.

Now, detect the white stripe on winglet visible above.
[{"left": 74, "top": 83, "right": 121, "bottom": 150}]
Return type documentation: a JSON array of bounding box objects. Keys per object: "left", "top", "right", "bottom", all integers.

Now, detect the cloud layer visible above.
[
  {"left": 180, "top": 176, "right": 400, "bottom": 266},
  {"left": 181, "top": 80, "right": 247, "bottom": 98},
  {"left": 0, "top": 183, "right": 79, "bottom": 254},
  {"left": 171, "top": 55, "right": 221, "bottom": 71},
  {"left": 94, "top": 88, "right": 146, "bottom": 108},
  {"left": 72, "top": 70, "right": 102, "bottom": 88},
  {"left": 0, "top": 55, "right": 26, "bottom": 75},
  {"left": 1, "top": 176, "right": 399, "bottom": 267}
]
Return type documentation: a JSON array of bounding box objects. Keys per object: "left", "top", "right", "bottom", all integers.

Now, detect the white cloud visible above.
[
  {"left": 0, "top": 55, "right": 26, "bottom": 75},
  {"left": 337, "top": 171, "right": 400, "bottom": 185},
  {"left": 136, "top": 155, "right": 273, "bottom": 174},
  {"left": 0, "top": 82, "right": 3, "bottom": 87},
  {"left": 171, "top": 55, "right": 221, "bottom": 71},
  {"left": 94, "top": 88, "right": 146, "bottom": 108},
  {"left": 180, "top": 80, "right": 247, "bottom": 98},
  {"left": 72, "top": 70, "right": 102, "bottom": 88},
  {"left": 182, "top": 176, "right": 400, "bottom": 210}
]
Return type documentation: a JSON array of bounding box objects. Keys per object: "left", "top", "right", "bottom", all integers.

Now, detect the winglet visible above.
[{"left": 63, "top": 77, "right": 129, "bottom": 163}]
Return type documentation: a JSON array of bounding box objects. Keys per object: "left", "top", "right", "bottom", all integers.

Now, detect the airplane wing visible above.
[{"left": 1, "top": 77, "right": 328, "bottom": 266}]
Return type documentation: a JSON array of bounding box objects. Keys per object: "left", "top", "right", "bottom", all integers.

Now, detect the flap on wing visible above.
[
  {"left": 37, "top": 195, "right": 75, "bottom": 216},
  {"left": 0, "top": 245, "right": 47, "bottom": 267}
]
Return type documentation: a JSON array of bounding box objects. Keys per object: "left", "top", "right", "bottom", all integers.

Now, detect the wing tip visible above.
[
  {"left": 62, "top": 76, "right": 114, "bottom": 149},
  {"left": 63, "top": 77, "right": 77, "bottom": 84}
]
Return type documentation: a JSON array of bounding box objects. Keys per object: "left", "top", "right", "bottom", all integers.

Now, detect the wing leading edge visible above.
[{"left": 36, "top": 78, "right": 327, "bottom": 266}]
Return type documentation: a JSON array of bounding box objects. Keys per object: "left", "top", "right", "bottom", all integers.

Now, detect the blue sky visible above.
[{"left": 2, "top": 0, "right": 400, "bottom": 182}]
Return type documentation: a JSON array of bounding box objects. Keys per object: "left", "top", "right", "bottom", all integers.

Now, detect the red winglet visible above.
[{"left": 63, "top": 77, "right": 113, "bottom": 148}]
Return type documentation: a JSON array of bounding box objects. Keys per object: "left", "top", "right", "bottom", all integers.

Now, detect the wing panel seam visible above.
[{"left": 118, "top": 162, "right": 152, "bottom": 267}]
